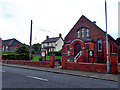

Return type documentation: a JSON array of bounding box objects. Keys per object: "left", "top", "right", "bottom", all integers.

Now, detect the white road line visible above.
[
  {"left": 26, "top": 75, "right": 48, "bottom": 82},
  {"left": 0, "top": 70, "right": 5, "bottom": 72}
]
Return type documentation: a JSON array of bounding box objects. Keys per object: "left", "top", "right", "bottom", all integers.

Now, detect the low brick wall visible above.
[
  {"left": 64, "top": 62, "right": 107, "bottom": 73},
  {"left": 109, "top": 54, "right": 118, "bottom": 74},
  {"left": 2, "top": 54, "right": 55, "bottom": 68},
  {"left": 2, "top": 60, "right": 53, "bottom": 67}
]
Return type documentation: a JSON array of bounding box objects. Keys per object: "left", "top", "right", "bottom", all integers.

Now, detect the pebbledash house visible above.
[{"left": 62, "top": 15, "right": 118, "bottom": 73}]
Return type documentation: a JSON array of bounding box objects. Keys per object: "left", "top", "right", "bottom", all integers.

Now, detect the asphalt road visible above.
[{"left": 2, "top": 66, "right": 118, "bottom": 88}]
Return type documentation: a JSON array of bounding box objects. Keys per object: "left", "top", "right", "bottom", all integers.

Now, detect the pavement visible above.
[{"left": 2, "top": 63, "right": 119, "bottom": 82}]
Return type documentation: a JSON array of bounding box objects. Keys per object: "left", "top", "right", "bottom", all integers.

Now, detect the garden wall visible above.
[
  {"left": 2, "top": 54, "right": 55, "bottom": 68},
  {"left": 64, "top": 62, "right": 107, "bottom": 73}
]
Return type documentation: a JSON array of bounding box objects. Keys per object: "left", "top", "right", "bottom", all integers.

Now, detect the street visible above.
[{"left": 2, "top": 66, "right": 118, "bottom": 88}]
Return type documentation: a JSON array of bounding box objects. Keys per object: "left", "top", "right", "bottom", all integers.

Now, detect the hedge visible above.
[
  {"left": 48, "top": 50, "right": 62, "bottom": 56},
  {"left": 2, "top": 53, "right": 33, "bottom": 60}
]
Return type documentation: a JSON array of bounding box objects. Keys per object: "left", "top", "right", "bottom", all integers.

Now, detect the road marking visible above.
[
  {"left": 0, "top": 70, "right": 5, "bottom": 72},
  {"left": 26, "top": 75, "right": 48, "bottom": 82}
]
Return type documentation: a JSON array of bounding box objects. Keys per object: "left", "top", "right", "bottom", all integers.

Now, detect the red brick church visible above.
[{"left": 62, "top": 15, "right": 118, "bottom": 64}]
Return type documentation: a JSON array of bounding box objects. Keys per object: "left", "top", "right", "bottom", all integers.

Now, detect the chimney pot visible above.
[
  {"left": 59, "top": 33, "right": 62, "bottom": 37},
  {"left": 46, "top": 36, "right": 49, "bottom": 39}
]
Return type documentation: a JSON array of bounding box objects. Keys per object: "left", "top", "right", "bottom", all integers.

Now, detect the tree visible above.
[
  {"left": 16, "top": 44, "right": 35, "bottom": 54},
  {"left": 32, "top": 43, "right": 41, "bottom": 52},
  {"left": 16, "top": 44, "right": 29, "bottom": 53}
]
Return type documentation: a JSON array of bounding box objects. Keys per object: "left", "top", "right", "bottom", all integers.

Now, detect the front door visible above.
[{"left": 74, "top": 43, "right": 81, "bottom": 56}]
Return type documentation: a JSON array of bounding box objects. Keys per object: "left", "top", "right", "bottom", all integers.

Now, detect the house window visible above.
[
  {"left": 0, "top": 47, "right": 1, "bottom": 52},
  {"left": 98, "top": 40, "right": 102, "bottom": 51},
  {"left": 86, "top": 29, "right": 90, "bottom": 37},
  {"left": 81, "top": 28, "right": 85, "bottom": 37},
  {"left": 76, "top": 30, "right": 80, "bottom": 38},
  {"left": 2, "top": 46, "right": 4, "bottom": 51},
  {"left": 6, "top": 46, "right": 8, "bottom": 51},
  {"left": 86, "top": 44, "right": 89, "bottom": 51},
  {"left": 113, "top": 46, "right": 117, "bottom": 53},
  {"left": 110, "top": 44, "right": 112, "bottom": 53},
  {"left": 67, "top": 45, "right": 70, "bottom": 52},
  {"left": 52, "top": 48, "right": 54, "bottom": 51},
  {"left": 94, "top": 45, "right": 95, "bottom": 50},
  {"left": 77, "top": 27, "right": 90, "bottom": 38}
]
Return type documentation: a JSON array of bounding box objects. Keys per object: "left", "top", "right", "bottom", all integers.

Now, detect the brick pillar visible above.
[
  {"left": 109, "top": 53, "right": 118, "bottom": 74},
  {"left": 49, "top": 54, "right": 55, "bottom": 67},
  {"left": 61, "top": 54, "right": 68, "bottom": 69}
]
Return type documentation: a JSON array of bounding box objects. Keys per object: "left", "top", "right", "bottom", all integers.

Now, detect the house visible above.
[
  {"left": 1, "top": 38, "right": 22, "bottom": 52},
  {"left": 41, "top": 34, "right": 64, "bottom": 54},
  {"left": 62, "top": 15, "right": 118, "bottom": 63}
]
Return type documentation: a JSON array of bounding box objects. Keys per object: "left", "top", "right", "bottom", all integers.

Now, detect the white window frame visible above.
[
  {"left": 76, "top": 30, "right": 80, "bottom": 38},
  {"left": 86, "top": 29, "right": 90, "bottom": 37},
  {"left": 98, "top": 40, "right": 102, "bottom": 52},
  {"left": 6, "top": 46, "right": 8, "bottom": 51},
  {"left": 2, "top": 46, "right": 4, "bottom": 51},
  {"left": 81, "top": 28, "right": 85, "bottom": 37}
]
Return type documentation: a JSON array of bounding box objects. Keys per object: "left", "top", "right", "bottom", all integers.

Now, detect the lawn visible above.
[
  {"left": 0, "top": 51, "right": 18, "bottom": 55},
  {"left": 32, "top": 55, "right": 61, "bottom": 61}
]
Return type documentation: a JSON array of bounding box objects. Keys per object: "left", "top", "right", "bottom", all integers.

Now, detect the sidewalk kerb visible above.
[{"left": 2, "top": 63, "right": 118, "bottom": 82}]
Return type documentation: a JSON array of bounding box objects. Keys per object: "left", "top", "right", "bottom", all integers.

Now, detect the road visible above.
[{"left": 2, "top": 66, "right": 118, "bottom": 88}]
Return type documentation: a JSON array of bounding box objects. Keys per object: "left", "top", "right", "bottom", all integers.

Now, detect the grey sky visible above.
[
  {"left": 0, "top": 0, "right": 119, "bottom": 45},
  {"left": 118, "top": 1, "right": 120, "bottom": 37}
]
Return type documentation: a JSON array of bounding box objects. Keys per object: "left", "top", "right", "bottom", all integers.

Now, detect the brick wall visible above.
[
  {"left": 109, "top": 54, "right": 118, "bottom": 74},
  {"left": 64, "top": 62, "right": 107, "bottom": 73},
  {"left": 2, "top": 54, "right": 55, "bottom": 68}
]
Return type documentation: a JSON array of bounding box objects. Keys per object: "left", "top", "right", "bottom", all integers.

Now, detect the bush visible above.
[
  {"left": 2, "top": 54, "right": 33, "bottom": 60},
  {"left": 16, "top": 44, "right": 29, "bottom": 53},
  {"left": 32, "top": 49, "right": 35, "bottom": 54},
  {"left": 48, "top": 50, "right": 62, "bottom": 56}
]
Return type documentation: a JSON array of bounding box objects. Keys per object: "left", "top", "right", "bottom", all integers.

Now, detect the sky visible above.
[
  {"left": 0, "top": 0, "right": 119, "bottom": 45},
  {"left": 118, "top": 1, "right": 120, "bottom": 37}
]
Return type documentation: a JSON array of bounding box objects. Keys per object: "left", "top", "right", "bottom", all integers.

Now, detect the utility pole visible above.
[
  {"left": 29, "top": 20, "right": 32, "bottom": 60},
  {"left": 105, "top": 0, "right": 110, "bottom": 73}
]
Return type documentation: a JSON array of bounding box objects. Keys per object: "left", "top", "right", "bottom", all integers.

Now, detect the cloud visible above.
[{"left": 0, "top": 0, "right": 119, "bottom": 45}]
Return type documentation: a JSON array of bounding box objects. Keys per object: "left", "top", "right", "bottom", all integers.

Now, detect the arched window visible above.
[
  {"left": 76, "top": 27, "right": 90, "bottom": 38},
  {"left": 67, "top": 45, "right": 70, "bottom": 52},
  {"left": 98, "top": 40, "right": 102, "bottom": 51}
]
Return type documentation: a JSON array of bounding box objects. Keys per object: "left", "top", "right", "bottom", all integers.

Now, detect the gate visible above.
[{"left": 54, "top": 59, "right": 61, "bottom": 68}]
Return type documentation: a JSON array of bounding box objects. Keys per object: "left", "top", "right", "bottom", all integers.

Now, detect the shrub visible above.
[
  {"left": 16, "top": 44, "right": 29, "bottom": 53},
  {"left": 48, "top": 50, "right": 62, "bottom": 56},
  {"left": 2, "top": 54, "right": 33, "bottom": 60}
]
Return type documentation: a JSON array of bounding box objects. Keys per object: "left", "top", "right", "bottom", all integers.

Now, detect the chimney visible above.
[
  {"left": 59, "top": 33, "right": 62, "bottom": 37},
  {"left": 46, "top": 36, "right": 49, "bottom": 39},
  {"left": 93, "top": 21, "right": 96, "bottom": 24}
]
